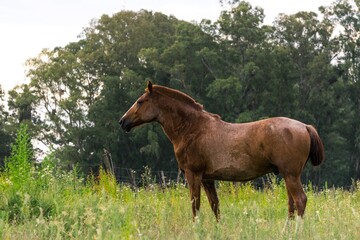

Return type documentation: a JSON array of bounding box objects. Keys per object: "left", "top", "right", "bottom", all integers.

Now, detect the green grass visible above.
[
  {"left": 1, "top": 125, "right": 360, "bottom": 239},
  {"left": 1, "top": 175, "right": 360, "bottom": 239}
]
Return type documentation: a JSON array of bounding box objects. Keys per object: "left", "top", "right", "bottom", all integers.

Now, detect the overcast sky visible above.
[{"left": 0, "top": 0, "right": 333, "bottom": 94}]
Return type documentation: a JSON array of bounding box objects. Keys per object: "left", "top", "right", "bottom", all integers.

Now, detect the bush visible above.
[
  {"left": 0, "top": 124, "right": 57, "bottom": 223},
  {"left": 4, "top": 124, "right": 33, "bottom": 191}
]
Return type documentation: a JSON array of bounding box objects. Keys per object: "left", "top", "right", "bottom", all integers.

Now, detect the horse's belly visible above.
[{"left": 203, "top": 166, "right": 269, "bottom": 182}]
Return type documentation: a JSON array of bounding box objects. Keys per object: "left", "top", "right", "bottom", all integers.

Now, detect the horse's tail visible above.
[{"left": 306, "top": 125, "right": 325, "bottom": 166}]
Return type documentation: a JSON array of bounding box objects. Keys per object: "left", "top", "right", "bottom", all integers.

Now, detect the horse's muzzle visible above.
[{"left": 119, "top": 118, "right": 132, "bottom": 132}]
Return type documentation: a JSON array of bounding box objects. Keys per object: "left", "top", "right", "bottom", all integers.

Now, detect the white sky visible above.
[{"left": 0, "top": 0, "right": 333, "bottom": 95}]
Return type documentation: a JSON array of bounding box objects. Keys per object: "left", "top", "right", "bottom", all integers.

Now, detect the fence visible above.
[
  {"left": 112, "top": 166, "right": 185, "bottom": 188},
  {"left": 64, "top": 150, "right": 344, "bottom": 190},
  {"left": 97, "top": 148, "right": 186, "bottom": 188}
]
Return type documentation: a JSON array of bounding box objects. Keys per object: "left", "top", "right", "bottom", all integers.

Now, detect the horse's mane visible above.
[
  {"left": 152, "top": 85, "right": 221, "bottom": 119},
  {"left": 153, "top": 85, "right": 204, "bottom": 111}
]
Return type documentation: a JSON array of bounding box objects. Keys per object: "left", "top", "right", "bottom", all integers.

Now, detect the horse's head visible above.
[{"left": 119, "top": 81, "right": 159, "bottom": 132}]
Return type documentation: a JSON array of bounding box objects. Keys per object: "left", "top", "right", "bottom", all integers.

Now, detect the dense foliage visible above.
[{"left": 1, "top": 0, "right": 360, "bottom": 187}]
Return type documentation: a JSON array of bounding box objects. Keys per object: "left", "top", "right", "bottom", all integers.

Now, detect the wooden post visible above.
[
  {"left": 102, "top": 148, "right": 114, "bottom": 175},
  {"left": 160, "top": 171, "right": 166, "bottom": 187},
  {"left": 130, "top": 169, "right": 137, "bottom": 188},
  {"left": 177, "top": 169, "right": 182, "bottom": 185}
]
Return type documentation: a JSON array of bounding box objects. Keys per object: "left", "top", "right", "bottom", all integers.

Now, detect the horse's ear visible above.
[{"left": 146, "top": 80, "right": 153, "bottom": 94}]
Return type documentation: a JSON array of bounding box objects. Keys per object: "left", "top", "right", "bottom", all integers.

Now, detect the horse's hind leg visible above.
[
  {"left": 286, "top": 188, "right": 296, "bottom": 219},
  {"left": 282, "top": 178, "right": 297, "bottom": 233},
  {"left": 284, "top": 175, "right": 307, "bottom": 217},
  {"left": 202, "top": 180, "right": 220, "bottom": 221}
]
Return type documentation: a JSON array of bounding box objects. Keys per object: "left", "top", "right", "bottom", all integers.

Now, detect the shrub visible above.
[
  {"left": 0, "top": 124, "right": 57, "bottom": 223},
  {"left": 4, "top": 124, "right": 34, "bottom": 191}
]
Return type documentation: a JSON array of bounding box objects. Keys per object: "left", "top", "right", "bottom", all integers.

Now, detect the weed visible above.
[{"left": 4, "top": 124, "right": 33, "bottom": 191}]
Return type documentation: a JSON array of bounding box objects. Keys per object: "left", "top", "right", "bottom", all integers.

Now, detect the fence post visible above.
[
  {"left": 130, "top": 169, "right": 137, "bottom": 189},
  {"left": 177, "top": 169, "right": 182, "bottom": 185},
  {"left": 102, "top": 148, "right": 114, "bottom": 175},
  {"left": 160, "top": 171, "right": 166, "bottom": 187}
]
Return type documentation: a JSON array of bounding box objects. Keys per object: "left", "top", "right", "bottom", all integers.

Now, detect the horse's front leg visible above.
[{"left": 185, "top": 170, "right": 202, "bottom": 221}]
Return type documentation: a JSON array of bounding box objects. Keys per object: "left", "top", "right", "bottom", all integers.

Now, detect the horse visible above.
[{"left": 119, "top": 81, "right": 324, "bottom": 221}]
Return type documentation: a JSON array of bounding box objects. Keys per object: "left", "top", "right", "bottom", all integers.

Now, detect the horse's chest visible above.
[{"left": 174, "top": 142, "right": 205, "bottom": 172}]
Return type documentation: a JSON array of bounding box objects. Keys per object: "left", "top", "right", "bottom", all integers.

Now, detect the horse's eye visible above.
[{"left": 137, "top": 100, "right": 144, "bottom": 106}]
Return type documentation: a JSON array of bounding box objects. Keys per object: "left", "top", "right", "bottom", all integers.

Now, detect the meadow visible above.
[
  {"left": 1, "top": 126, "right": 360, "bottom": 239},
  {"left": 1, "top": 167, "right": 360, "bottom": 239}
]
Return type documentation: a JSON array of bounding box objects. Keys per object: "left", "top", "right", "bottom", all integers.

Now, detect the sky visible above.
[{"left": 0, "top": 0, "right": 333, "bottom": 96}]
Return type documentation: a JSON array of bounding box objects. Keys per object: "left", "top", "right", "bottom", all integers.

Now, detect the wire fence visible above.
[
  {"left": 85, "top": 164, "right": 278, "bottom": 190},
  {"left": 80, "top": 148, "right": 336, "bottom": 190},
  {"left": 112, "top": 166, "right": 185, "bottom": 188},
  {"left": 90, "top": 149, "right": 187, "bottom": 188},
  {"left": 63, "top": 161, "right": 359, "bottom": 191},
  {"left": 69, "top": 161, "right": 186, "bottom": 188}
]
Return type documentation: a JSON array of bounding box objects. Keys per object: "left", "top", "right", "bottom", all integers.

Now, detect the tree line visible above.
[{"left": 1, "top": 0, "right": 359, "bottom": 187}]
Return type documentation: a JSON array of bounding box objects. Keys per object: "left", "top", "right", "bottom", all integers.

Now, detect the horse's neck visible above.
[{"left": 157, "top": 104, "right": 203, "bottom": 144}]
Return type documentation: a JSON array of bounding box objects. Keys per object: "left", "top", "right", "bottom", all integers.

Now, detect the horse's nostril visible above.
[{"left": 119, "top": 118, "right": 132, "bottom": 132}]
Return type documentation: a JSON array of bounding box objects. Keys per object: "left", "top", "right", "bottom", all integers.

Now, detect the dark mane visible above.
[{"left": 153, "top": 85, "right": 204, "bottom": 111}]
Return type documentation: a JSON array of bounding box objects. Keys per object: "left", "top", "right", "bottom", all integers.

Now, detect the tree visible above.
[
  {"left": 0, "top": 85, "right": 12, "bottom": 166},
  {"left": 321, "top": 0, "right": 360, "bottom": 181},
  {"left": 206, "top": 1, "right": 273, "bottom": 121},
  {"left": 8, "top": 85, "right": 34, "bottom": 122},
  {"left": 24, "top": 46, "right": 91, "bottom": 164}
]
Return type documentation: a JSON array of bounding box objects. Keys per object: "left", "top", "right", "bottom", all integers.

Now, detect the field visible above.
[
  {"left": 1, "top": 126, "right": 360, "bottom": 239},
  {"left": 1, "top": 166, "right": 360, "bottom": 240}
]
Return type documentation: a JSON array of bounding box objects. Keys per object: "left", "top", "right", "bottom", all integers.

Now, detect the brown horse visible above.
[{"left": 119, "top": 81, "right": 324, "bottom": 221}]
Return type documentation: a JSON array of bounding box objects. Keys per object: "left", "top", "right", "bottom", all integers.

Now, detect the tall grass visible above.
[{"left": 0, "top": 125, "right": 360, "bottom": 239}]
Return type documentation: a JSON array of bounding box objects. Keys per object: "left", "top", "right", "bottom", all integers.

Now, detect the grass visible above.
[
  {"left": 1, "top": 125, "right": 360, "bottom": 239},
  {"left": 1, "top": 176, "right": 360, "bottom": 239}
]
